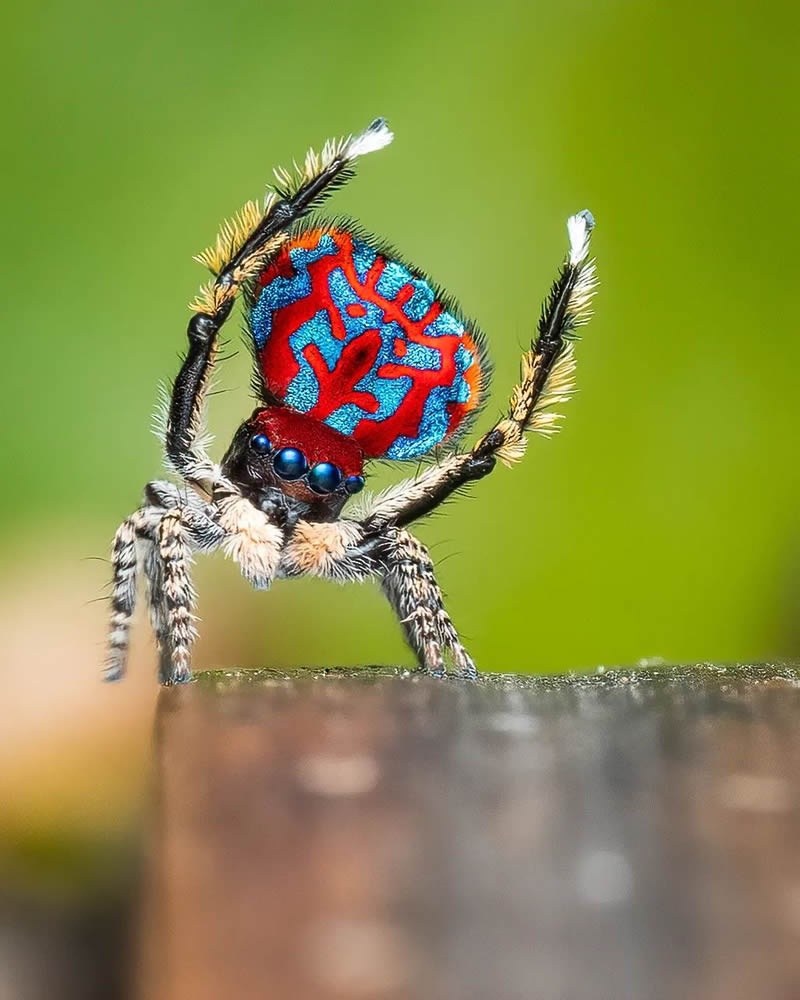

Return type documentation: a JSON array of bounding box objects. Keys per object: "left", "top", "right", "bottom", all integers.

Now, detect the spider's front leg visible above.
[
  {"left": 359, "top": 210, "right": 597, "bottom": 540},
  {"left": 165, "top": 116, "right": 394, "bottom": 493}
]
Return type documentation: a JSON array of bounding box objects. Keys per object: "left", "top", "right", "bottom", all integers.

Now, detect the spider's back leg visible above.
[
  {"left": 380, "top": 528, "right": 474, "bottom": 677},
  {"left": 106, "top": 483, "right": 225, "bottom": 684},
  {"left": 155, "top": 510, "right": 196, "bottom": 685},
  {"left": 105, "top": 507, "right": 160, "bottom": 681}
]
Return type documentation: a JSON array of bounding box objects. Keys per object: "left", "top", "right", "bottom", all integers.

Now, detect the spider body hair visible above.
[{"left": 106, "top": 120, "right": 597, "bottom": 684}]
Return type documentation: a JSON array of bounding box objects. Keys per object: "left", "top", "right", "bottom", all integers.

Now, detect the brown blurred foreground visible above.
[{"left": 143, "top": 663, "right": 800, "bottom": 1000}]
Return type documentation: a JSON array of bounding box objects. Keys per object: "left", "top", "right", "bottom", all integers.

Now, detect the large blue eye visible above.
[
  {"left": 249, "top": 433, "right": 272, "bottom": 454},
  {"left": 345, "top": 475, "right": 365, "bottom": 495},
  {"left": 307, "top": 462, "right": 342, "bottom": 495},
  {"left": 273, "top": 447, "right": 308, "bottom": 481}
]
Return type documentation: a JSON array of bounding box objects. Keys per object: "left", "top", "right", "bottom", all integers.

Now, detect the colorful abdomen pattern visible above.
[{"left": 250, "top": 227, "right": 488, "bottom": 462}]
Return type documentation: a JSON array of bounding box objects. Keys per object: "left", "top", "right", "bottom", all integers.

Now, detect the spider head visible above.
[{"left": 222, "top": 407, "right": 366, "bottom": 519}]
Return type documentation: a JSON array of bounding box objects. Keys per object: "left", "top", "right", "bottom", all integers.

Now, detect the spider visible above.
[{"left": 105, "top": 118, "right": 597, "bottom": 685}]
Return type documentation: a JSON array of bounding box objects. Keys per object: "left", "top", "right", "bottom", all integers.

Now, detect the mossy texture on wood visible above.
[{"left": 194, "top": 660, "right": 800, "bottom": 692}]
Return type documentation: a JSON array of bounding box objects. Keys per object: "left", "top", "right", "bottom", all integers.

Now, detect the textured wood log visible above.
[{"left": 144, "top": 664, "right": 800, "bottom": 1000}]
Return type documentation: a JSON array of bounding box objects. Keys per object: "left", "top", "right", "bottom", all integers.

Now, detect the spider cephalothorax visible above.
[
  {"left": 106, "top": 118, "right": 597, "bottom": 685},
  {"left": 222, "top": 407, "right": 366, "bottom": 522}
]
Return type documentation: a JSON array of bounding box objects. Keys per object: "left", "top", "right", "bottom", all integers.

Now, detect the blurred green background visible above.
[{"left": 1, "top": 0, "right": 799, "bottom": 941}]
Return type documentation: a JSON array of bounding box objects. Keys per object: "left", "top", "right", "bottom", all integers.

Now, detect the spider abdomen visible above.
[{"left": 249, "top": 226, "right": 491, "bottom": 462}]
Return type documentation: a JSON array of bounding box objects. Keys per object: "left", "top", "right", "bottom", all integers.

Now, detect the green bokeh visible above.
[{"left": 3, "top": 0, "right": 799, "bottom": 672}]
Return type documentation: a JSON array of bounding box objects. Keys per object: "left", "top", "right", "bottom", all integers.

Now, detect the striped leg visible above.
[
  {"left": 381, "top": 529, "right": 469, "bottom": 677},
  {"left": 142, "top": 540, "right": 174, "bottom": 685},
  {"left": 105, "top": 508, "right": 159, "bottom": 681},
  {"left": 107, "top": 484, "right": 225, "bottom": 684},
  {"left": 145, "top": 505, "right": 225, "bottom": 684},
  {"left": 433, "top": 600, "right": 477, "bottom": 679},
  {"left": 142, "top": 485, "right": 227, "bottom": 682},
  {"left": 287, "top": 521, "right": 475, "bottom": 677},
  {"left": 156, "top": 511, "right": 196, "bottom": 685}
]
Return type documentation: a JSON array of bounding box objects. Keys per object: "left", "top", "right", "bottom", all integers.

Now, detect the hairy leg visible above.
[
  {"left": 380, "top": 529, "right": 475, "bottom": 677},
  {"left": 105, "top": 507, "right": 161, "bottom": 681},
  {"left": 357, "top": 210, "right": 597, "bottom": 536},
  {"left": 142, "top": 539, "right": 173, "bottom": 684},
  {"left": 155, "top": 511, "right": 196, "bottom": 685},
  {"left": 144, "top": 494, "right": 284, "bottom": 681},
  {"left": 216, "top": 494, "right": 283, "bottom": 590},
  {"left": 432, "top": 601, "right": 477, "bottom": 679},
  {"left": 108, "top": 483, "right": 225, "bottom": 683},
  {"left": 283, "top": 520, "right": 473, "bottom": 676},
  {"left": 166, "top": 119, "right": 392, "bottom": 493},
  {"left": 146, "top": 484, "right": 227, "bottom": 684}
]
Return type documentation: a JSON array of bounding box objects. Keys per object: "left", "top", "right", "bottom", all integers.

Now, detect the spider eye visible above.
[
  {"left": 307, "top": 462, "right": 342, "bottom": 495},
  {"left": 273, "top": 447, "right": 308, "bottom": 481},
  {"left": 250, "top": 433, "right": 272, "bottom": 454},
  {"left": 344, "top": 475, "right": 365, "bottom": 495}
]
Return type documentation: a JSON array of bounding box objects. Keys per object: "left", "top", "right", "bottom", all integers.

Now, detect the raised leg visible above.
[
  {"left": 357, "top": 210, "right": 597, "bottom": 537},
  {"left": 166, "top": 118, "right": 393, "bottom": 492}
]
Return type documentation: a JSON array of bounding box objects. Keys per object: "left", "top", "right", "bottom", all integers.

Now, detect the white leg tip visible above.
[
  {"left": 347, "top": 118, "right": 394, "bottom": 158},
  {"left": 567, "top": 209, "right": 595, "bottom": 265}
]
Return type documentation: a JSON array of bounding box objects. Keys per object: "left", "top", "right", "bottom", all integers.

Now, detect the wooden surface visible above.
[{"left": 144, "top": 664, "right": 800, "bottom": 1000}]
